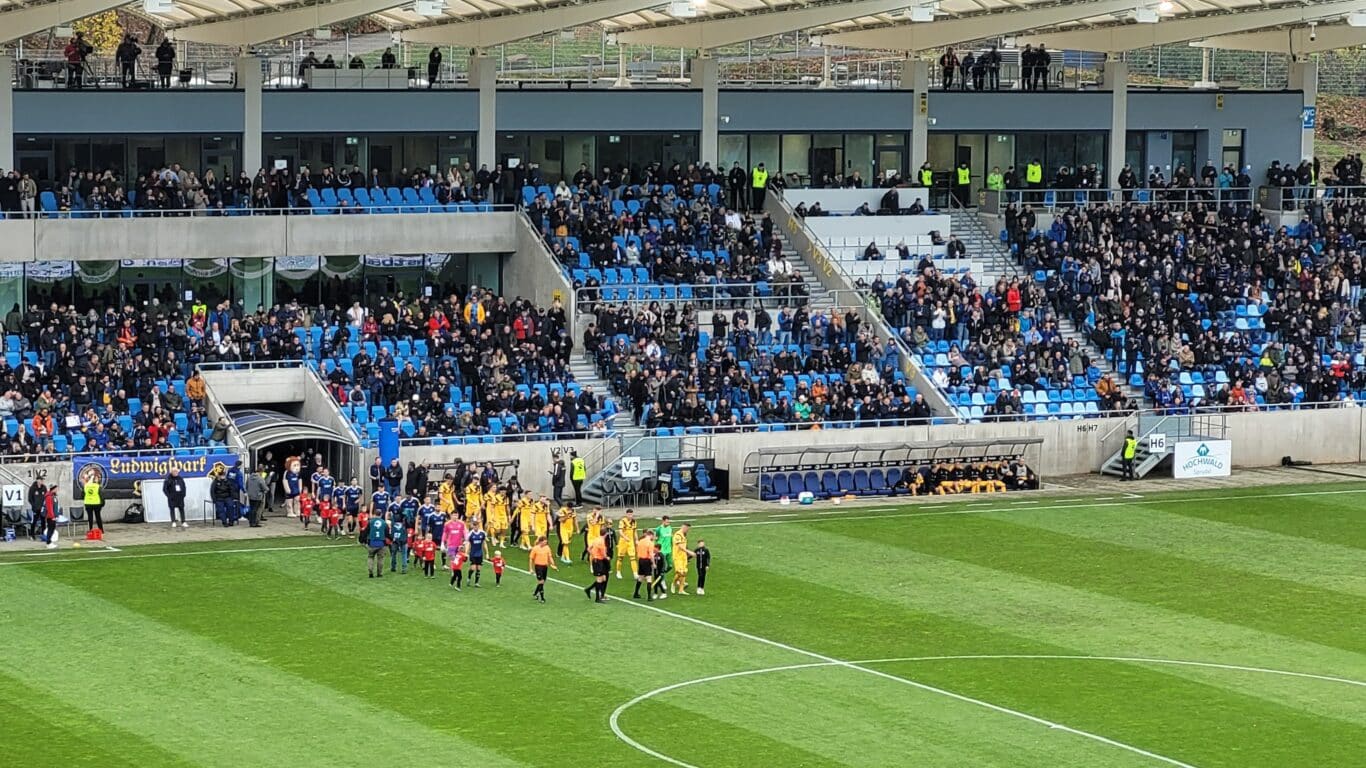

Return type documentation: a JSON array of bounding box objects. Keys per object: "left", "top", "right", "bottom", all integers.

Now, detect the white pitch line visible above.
[
  {"left": 769, "top": 514, "right": 799, "bottom": 518},
  {"left": 526, "top": 573, "right": 1197, "bottom": 768},
  {"left": 700, "top": 486, "right": 1366, "bottom": 529},
  {"left": 610, "top": 654, "right": 1366, "bottom": 768},
  {"left": 0, "top": 542, "right": 352, "bottom": 566}
]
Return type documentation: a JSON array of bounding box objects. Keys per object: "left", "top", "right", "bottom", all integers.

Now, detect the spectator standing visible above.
[
  {"left": 728, "top": 162, "right": 746, "bottom": 210},
  {"left": 369, "top": 456, "right": 382, "bottom": 492},
  {"left": 211, "top": 468, "right": 236, "bottom": 527},
  {"left": 569, "top": 449, "right": 587, "bottom": 505},
  {"left": 550, "top": 454, "right": 567, "bottom": 507},
  {"left": 245, "top": 469, "right": 267, "bottom": 527},
  {"left": 427, "top": 47, "right": 442, "bottom": 89},
  {"left": 384, "top": 458, "right": 404, "bottom": 497},
  {"left": 42, "top": 483, "right": 59, "bottom": 549},
  {"left": 27, "top": 477, "right": 46, "bottom": 541},
  {"left": 82, "top": 473, "right": 104, "bottom": 534},
  {"left": 155, "top": 39, "right": 176, "bottom": 88},
  {"left": 750, "top": 162, "right": 769, "bottom": 212},
  {"left": 116, "top": 35, "right": 142, "bottom": 88},
  {"left": 381, "top": 48, "right": 397, "bottom": 69},
  {"left": 938, "top": 47, "right": 958, "bottom": 90},
  {"left": 164, "top": 466, "right": 187, "bottom": 528}
]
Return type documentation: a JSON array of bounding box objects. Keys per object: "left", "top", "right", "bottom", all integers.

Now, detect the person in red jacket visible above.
[{"left": 42, "top": 484, "right": 60, "bottom": 549}]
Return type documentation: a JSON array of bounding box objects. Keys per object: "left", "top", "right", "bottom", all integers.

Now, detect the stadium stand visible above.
[
  {"left": 581, "top": 300, "right": 933, "bottom": 431},
  {"left": 1008, "top": 193, "right": 1366, "bottom": 411}
]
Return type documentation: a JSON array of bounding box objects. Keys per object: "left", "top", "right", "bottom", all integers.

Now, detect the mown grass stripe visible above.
[
  {"left": 699, "top": 521, "right": 1366, "bottom": 729},
  {"left": 0, "top": 568, "right": 531, "bottom": 768},
  {"left": 992, "top": 505, "right": 1366, "bottom": 597}
]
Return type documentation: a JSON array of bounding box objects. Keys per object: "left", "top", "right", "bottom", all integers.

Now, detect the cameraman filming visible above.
[{"left": 64, "top": 32, "right": 93, "bottom": 89}]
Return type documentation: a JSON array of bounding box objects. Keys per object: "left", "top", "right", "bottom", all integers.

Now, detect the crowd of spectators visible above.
[
  {"left": 0, "top": 299, "right": 256, "bottom": 457},
  {"left": 862, "top": 258, "right": 1137, "bottom": 421},
  {"left": 0, "top": 158, "right": 569, "bottom": 217},
  {"left": 310, "top": 289, "right": 616, "bottom": 440},
  {"left": 581, "top": 300, "right": 931, "bottom": 431},
  {"left": 526, "top": 162, "right": 810, "bottom": 302},
  {"left": 1009, "top": 192, "right": 1366, "bottom": 411}
]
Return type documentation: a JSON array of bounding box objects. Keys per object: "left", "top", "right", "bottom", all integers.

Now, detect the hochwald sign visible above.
[{"left": 1173, "top": 440, "right": 1232, "bottom": 479}]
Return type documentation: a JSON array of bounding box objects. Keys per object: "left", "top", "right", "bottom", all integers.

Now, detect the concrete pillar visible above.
[
  {"left": 0, "top": 57, "right": 14, "bottom": 171},
  {"left": 1103, "top": 59, "right": 1128, "bottom": 189},
  {"left": 818, "top": 47, "right": 833, "bottom": 89},
  {"left": 905, "top": 58, "right": 929, "bottom": 171},
  {"left": 690, "top": 55, "right": 718, "bottom": 167},
  {"left": 469, "top": 54, "right": 497, "bottom": 171},
  {"left": 613, "top": 51, "right": 630, "bottom": 88},
  {"left": 235, "top": 56, "right": 262, "bottom": 174},
  {"left": 1289, "top": 59, "right": 1317, "bottom": 162}
]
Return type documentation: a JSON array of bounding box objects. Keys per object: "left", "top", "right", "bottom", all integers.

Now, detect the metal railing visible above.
[
  {"left": 12, "top": 56, "right": 236, "bottom": 90},
  {"left": 1, "top": 202, "right": 516, "bottom": 220},
  {"left": 573, "top": 281, "right": 814, "bottom": 312},
  {"left": 979, "top": 186, "right": 1258, "bottom": 214},
  {"left": 0, "top": 444, "right": 226, "bottom": 465}
]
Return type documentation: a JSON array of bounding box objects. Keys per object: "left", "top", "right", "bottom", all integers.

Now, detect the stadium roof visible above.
[{"left": 2, "top": 0, "right": 1363, "bottom": 53}]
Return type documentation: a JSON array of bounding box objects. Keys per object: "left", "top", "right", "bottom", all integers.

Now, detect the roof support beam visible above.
[
  {"left": 171, "top": 0, "right": 409, "bottom": 46},
  {"left": 401, "top": 0, "right": 661, "bottom": 48},
  {"left": 1023, "top": 0, "right": 1366, "bottom": 52},
  {"left": 613, "top": 0, "right": 917, "bottom": 50},
  {"left": 817, "top": 0, "right": 1140, "bottom": 52},
  {"left": 1192, "top": 23, "right": 1366, "bottom": 55},
  {"left": 0, "top": 0, "right": 130, "bottom": 45}
]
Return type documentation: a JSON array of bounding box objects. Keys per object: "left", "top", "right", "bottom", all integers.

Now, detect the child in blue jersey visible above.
[
  {"left": 466, "top": 519, "right": 489, "bottom": 588},
  {"left": 315, "top": 468, "right": 335, "bottom": 511}
]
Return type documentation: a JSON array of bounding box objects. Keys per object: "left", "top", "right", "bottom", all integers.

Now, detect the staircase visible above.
[
  {"left": 568, "top": 355, "right": 642, "bottom": 438},
  {"left": 1098, "top": 411, "right": 1228, "bottom": 479},
  {"left": 580, "top": 432, "right": 715, "bottom": 507},
  {"left": 950, "top": 208, "right": 1018, "bottom": 284},
  {"left": 953, "top": 207, "right": 1145, "bottom": 404}
]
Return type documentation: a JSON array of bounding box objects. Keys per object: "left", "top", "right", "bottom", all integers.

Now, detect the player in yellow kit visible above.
[
  {"left": 516, "top": 495, "right": 535, "bottom": 550},
  {"left": 670, "top": 523, "right": 694, "bottom": 594},
  {"left": 531, "top": 496, "right": 552, "bottom": 550},
  {"left": 437, "top": 475, "right": 457, "bottom": 516},
  {"left": 556, "top": 505, "right": 577, "bottom": 563},
  {"left": 615, "top": 509, "right": 638, "bottom": 579},
  {"left": 486, "top": 487, "right": 510, "bottom": 547},
  {"left": 464, "top": 479, "right": 483, "bottom": 521},
  {"left": 581, "top": 506, "right": 605, "bottom": 561}
]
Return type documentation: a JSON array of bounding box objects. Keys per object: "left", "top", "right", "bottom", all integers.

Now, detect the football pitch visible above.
[{"left": 3, "top": 481, "right": 1365, "bottom": 767}]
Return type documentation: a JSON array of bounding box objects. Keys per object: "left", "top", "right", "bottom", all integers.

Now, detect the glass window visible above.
[
  {"left": 1047, "top": 133, "right": 1078, "bottom": 172},
  {"left": 232, "top": 258, "right": 274, "bottom": 313},
  {"left": 1172, "top": 131, "right": 1197, "bottom": 176},
  {"left": 749, "top": 134, "right": 779, "bottom": 175},
  {"left": 1016, "top": 134, "right": 1047, "bottom": 176},
  {"left": 402, "top": 135, "right": 439, "bottom": 174},
  {"left": 629, "top": 134, "right": 665, "bottom": 174},
  {"left": 275, "top": 256, "right": 321, "bottom": 306},
  {"left": 956, "top": 133, "right": 985, "bottom": 179},
  {"left": 661, "top": 134, "right": 697, "bottom": 171},
  {"left": 845, "top": 133, "right": 875, "bottom": 182},
  {"left": 928, "top": 134, "right": 955, "bottom": 173},
  {"left": 496, "top": 133, "right": 530, "bottom": 172},
  {"left": 78, "top": 261, "right": 121, "bottom": 310},
  {"left": 28, "top": 262, "right": 74, "bottom": 307},
  {"left": 781, "top": 134, "right": 812, "bottom": 182},
  {"left": 322, "top": 256, "right": 363, "bottom": 307},
  {"left": 363, "top": 256, "right": 426, "bottom": 304},
  {"left": 986, "top": 133, "right": 1015, "bottom": 177},
  {"left": 563, "top": 134, "right": 596, "bottom": 182},
  {"left": 1076, "top": 133, "right": 1105, "bottom": 174},
  {"left": 1221, "top": 129, "right": 1244, "bottom": 171},
  {"left": 719, "top": 134, "right": 747, "bottom": 173},
  {"left": 1125, "top": 131, "right": 1145, "bottom": 173},
  {"left": 0, "top": 266, "right": 23, "bottom": 319},
  {"left": 185, "top": 259, "right": 230, "bottom": 307},
  {"left": 120, "top": 261, "right": 180, "bottom": 307},
  {"left": 531, "top": 135, "right": 564, "bottom": 182}
]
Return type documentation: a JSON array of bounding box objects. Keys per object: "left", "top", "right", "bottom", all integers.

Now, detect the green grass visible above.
[{"left": 3, "top": 481, "right": 1366, "bottom": 767}]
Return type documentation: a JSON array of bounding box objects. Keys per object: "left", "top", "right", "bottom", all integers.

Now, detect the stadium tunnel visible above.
[{"left": 229, "top": 408, "right": 361, "bottom": 486}]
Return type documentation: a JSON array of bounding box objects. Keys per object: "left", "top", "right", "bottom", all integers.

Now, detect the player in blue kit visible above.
[
  {"left": 343, "top": 478, "right": 363, "bottom": 535},
  {"left": 370, "top": 487, "right": 391, "bottom": 520},
  {"left": 466, "top": 519, "right": 489, "bottom": 588}
]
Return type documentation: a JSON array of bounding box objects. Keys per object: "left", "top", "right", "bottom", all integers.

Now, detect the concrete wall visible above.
[
  {"left": 508, "top": 215, "right": 576, "bottom": 329},
  {"left": 261, "top": 90, "right": 479, "bottom": 133},
  {"left": 0, "top": 212, "right": 520, "bottom": 263},
  {"left": 13, "top": 90, "right": 1302, "bottom": 170},
  {"left": 15, "top": 91, "right": 246, "bottom": 134},
  {"left": 391, "top": 407, "right": 1366, "bottom": 497},
  {"left": 718, "top": 89, "right": 917, "bottom": 132},
  {"left": 499, "top": 89, "right": 702, "bottom": 132},
  {"left": 201, "top": 368, "right": 309, "bottom": 406},
  {"left": 804, "top": 214, "right": 950, "bottom": 240},
  {"left": 783, "top": 188, "right": 941, "bottom": 213}
]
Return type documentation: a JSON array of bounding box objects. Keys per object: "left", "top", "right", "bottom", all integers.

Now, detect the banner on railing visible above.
[
  {"left": 73, "top": 452, "right": 239, "bottom": 499},
  {"left": 1172, "top": 440, "right": 1231, "bottom": 479}
]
